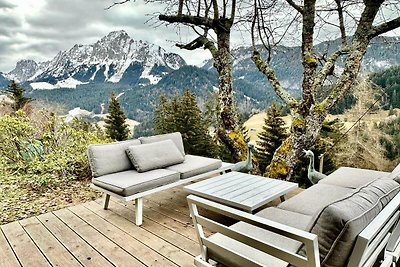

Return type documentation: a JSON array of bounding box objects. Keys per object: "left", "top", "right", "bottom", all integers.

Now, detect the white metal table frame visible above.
[{"left": 184, "top": 171, "right": 298, "bottom": 213}]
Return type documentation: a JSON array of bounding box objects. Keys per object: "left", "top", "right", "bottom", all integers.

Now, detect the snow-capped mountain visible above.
[{"left": 6, "top": 30, "right": 186, "bottom": 89}]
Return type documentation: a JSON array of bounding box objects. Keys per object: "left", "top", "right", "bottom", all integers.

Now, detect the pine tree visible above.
[
  {"left": 154, "top": 90, "right": 218, "bottom": 157},
  {"left": 4, "top": 80, "right": 33, "bottom": 112},
  {"left": 255, "top": 102, "right": 287, "bottom": 174},
  {"left": 104, "top": 92, "right": 129, "bottom": 141}
]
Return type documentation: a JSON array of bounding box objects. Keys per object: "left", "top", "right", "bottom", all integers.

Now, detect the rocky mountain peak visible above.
[{"left": 7, "top": 59, "right": 39, "bottom": 82}]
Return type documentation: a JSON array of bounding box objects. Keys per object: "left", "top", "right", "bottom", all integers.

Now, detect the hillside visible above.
[{"left": 244, "top": 108, "right": 400, "bottom": 143}]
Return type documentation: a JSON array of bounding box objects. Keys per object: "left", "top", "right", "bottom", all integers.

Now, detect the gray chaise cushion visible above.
[
  {"left": 87, "top": 139, "right": 141, "bottom": 177},
  {"left": 126, "top": 140, "right": 185, "bottom": 172},
  {"left": 389, "top": 163, "right": 400, "bottom": 183},
  {"left": 139, "top": 132, "right": 185, "bottom": 156},
  {"left": 208, "top": 207, "right": 313, "bottom": 267},
  {"left": 278, "top": 183, "right": 352, "bottom": 216},
  {"left": 92, "top": 169, "right": 180, "bottom": 197},
  {"left": 165, "top": 154, "right": 222, "bottom": 179},
  {"left": 320, "top": 166, "right": 390, "bottom": 188},
  {"left": 303, "top": 179, "right": 400, "bottom": 267}
]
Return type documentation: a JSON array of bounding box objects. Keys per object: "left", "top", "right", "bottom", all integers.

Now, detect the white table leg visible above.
[{"left": 135, "top": 198, "right": 143, "bottom": 226}]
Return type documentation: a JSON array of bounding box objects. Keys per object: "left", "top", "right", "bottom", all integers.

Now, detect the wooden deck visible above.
[{"left": 0, "top": 185, "right": 301, "bottom": 267}]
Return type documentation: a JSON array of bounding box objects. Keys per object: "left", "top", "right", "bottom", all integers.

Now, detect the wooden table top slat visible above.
[{"left": 185, "top": 171, "right": 298, "bottom": 212}]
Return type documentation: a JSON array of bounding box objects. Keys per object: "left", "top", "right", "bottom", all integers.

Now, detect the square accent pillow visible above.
[{"left": 126, "top": 139, "right": 185, "bottom": 172}]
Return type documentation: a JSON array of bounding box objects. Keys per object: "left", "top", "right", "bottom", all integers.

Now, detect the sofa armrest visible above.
[{"left": 187, "top": 195, "right": 320, "bottom": 267}]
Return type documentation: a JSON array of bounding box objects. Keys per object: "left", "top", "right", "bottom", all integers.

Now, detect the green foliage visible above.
[
  {"left": 105, "top": 92, "right": 129, "bottom": 141},
  {"left": 371, "top": 66, "right": 400, "bottom": 109},
  {"left": 154, "top": 90, "right": 219, "bottom": 158},
  {"left": 254, "top": 102, "right": 288, "bottom": 174},
  {"left": 0, "top": 111, "right": 109, "bottom": 188},
  {"left": 378, "top": 116, "right": 400, "bottom": 160},
  {"left": 3, "top": 80, "right": 33, "bottom": 112}
]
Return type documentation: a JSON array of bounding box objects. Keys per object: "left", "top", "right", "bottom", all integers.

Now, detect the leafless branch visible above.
[
  {"left": 105, "top": 0, "right": 131, "bottom": 10},
  {"left": 371, "top": 16, "right": 400, "bottom": 37},
  {"left": 285, "top": 0, "right": 303, "bottom": 14}
]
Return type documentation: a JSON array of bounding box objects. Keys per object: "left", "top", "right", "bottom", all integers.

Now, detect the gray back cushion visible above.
[
  {"left": 390, "top": 163, "right": 400, "bottom": 183},
  {"left": 139, "top": 132, "right": 185, "bottom": 156},
  {"left": 126, "top": 140, "right": 185, "bottom": 172},
  {"left": 87, "top": 139, "right": 141, "bottom": 177},
  {"left": 302, "top": 179, "right": 400, "bottom": 266}
]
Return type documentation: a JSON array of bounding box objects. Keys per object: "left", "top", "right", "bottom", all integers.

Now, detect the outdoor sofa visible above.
[
  {"left": 188, "top": 164, "right": 400, "bottom": 267},
  {"left": 87, "top": 132, "right": 232, "bottom": 225}
]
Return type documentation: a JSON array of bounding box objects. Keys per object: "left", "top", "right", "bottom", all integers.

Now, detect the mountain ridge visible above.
[{"left": 6, "top": 30, "right": 186, "bottom": 88}]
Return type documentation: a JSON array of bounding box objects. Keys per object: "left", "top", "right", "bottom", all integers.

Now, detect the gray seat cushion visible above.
[
  {"left": 139, "top": 132, "right": 185, "bottom": 156},
  {"left": 278, "top": 184, "right": 353, "bottom": 216},
  {"left": 319, "top": 167, "right": 390, "bottom": 189},
  {"left": 389, "top": 163, "right": 400, "bottom": 183},
  {"left": 165, "top": 155, "right": 222, "bottom": 179},
  {"left": 87, "top": 139, "right": 141, "bottom": 177},
  {"left": 302, "top": 178, "right": 400, "bottom": 267},
  {"left": 92, "top": 169, "right": 180, "bottom": 197},
  {"left": 126, "top": 140, "right": 184, "bottom": 172},
  {"left": 208, "top": 207, "right": 313, "bottom": 267}
]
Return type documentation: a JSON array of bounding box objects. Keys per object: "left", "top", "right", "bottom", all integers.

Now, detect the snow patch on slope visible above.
[{"left": 31, "top": 77, "right": 87, "bottom": 90}]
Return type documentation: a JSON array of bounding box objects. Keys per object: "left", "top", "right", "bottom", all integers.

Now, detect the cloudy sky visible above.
[
  {"left": 0, "top": 0, "right": 215, "bottom": 72},
  {"left": 1, "top": 0, "right": 400, "bottom": 73}
]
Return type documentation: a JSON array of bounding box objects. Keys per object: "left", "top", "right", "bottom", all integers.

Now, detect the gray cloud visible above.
[
  {"left": 0, "top": 0, "right": 212, "bottom": 72},
  {"left": 0, "top": 0, "right": 15, "bottom": 9}
]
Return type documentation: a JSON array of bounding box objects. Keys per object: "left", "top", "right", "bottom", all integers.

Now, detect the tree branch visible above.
[
  {"left": 314, "top": 48, "right": 349, "bottom": 92},
  {"left": 371, "top": 16, "right": 400, "bottom": 38},
  {"left": 285, "top": 0, "right": 303, "bottom": 14},
  {"left": 176, "top": 35, "right": 218, "bottom": 57},
  {"left": 251, "top": 50, "right": 297, "bottom": 107},
  {"left": 105, "top": 0, "right": 131, "bottom": 10},
  {"left": 334, "top": 0, "right": 347, "bottom": 47},
  {"left": 159, "top": 14, "right": 214, "bottom": 28}
]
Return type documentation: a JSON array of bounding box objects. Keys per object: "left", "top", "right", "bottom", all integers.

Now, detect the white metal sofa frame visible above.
[
  {"left": 187, "top": 193, "right": 400, "bottom": 267},
  {"left": 91, "top": 163, "right": 233, "bottom": 226}
]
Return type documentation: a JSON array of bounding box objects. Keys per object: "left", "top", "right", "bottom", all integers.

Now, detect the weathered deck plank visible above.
[
  {"left": 19, "top": 217, "right": 82, "bottom": 267},
  {"left": 1, "top": 221, "right": 50, "bottom": 267},
  {"left": 68, "top": 204, "right": 177, "bottom": 267},
  {"left": 54, "top": 208, "right": 144, "bottom": 267},
  {"left": 36, "top": 212, "right": 113, "bottom": 267},
  {"left": 0, "top": 228, "right": 20, "bottom": 267},
  {"left": 84, "top": 201, "right": 194, "bottom": 267},
  {"left": 0, "top": 185, "right": 302, "bottom": 267},
  {"left": 106, "top": 199, "right": 200, "bottom": 256}
]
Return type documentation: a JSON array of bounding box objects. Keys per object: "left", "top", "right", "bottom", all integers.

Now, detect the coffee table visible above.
[{"left": 184, "top": 171, "right": 298, "bottom": 213}]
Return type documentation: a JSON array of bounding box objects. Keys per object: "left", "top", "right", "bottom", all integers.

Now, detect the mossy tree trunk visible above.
[
  {"left": 252, "top": 0, "right": 400, "bottom": 179},
  {"left": 158, "top": 0, "right": 245, "bottom": 161}
]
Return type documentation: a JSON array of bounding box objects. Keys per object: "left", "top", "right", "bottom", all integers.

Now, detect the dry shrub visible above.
[{"left": 334, "top": 77, "right": 393, "bottom": 171}]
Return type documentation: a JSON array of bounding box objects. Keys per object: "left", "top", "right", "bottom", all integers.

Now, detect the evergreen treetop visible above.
[
  {"left": 3, "top": 80, "right": 33, "bottom": 112},
  {"left": 154, "top": 90, "right": 218, "bottom": 158},
  {"left": 104, "top": 92, "right": 129, "bottom": 141},
  {"left": 255, "top": 102, "right": 288, "bottom": 174}
]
